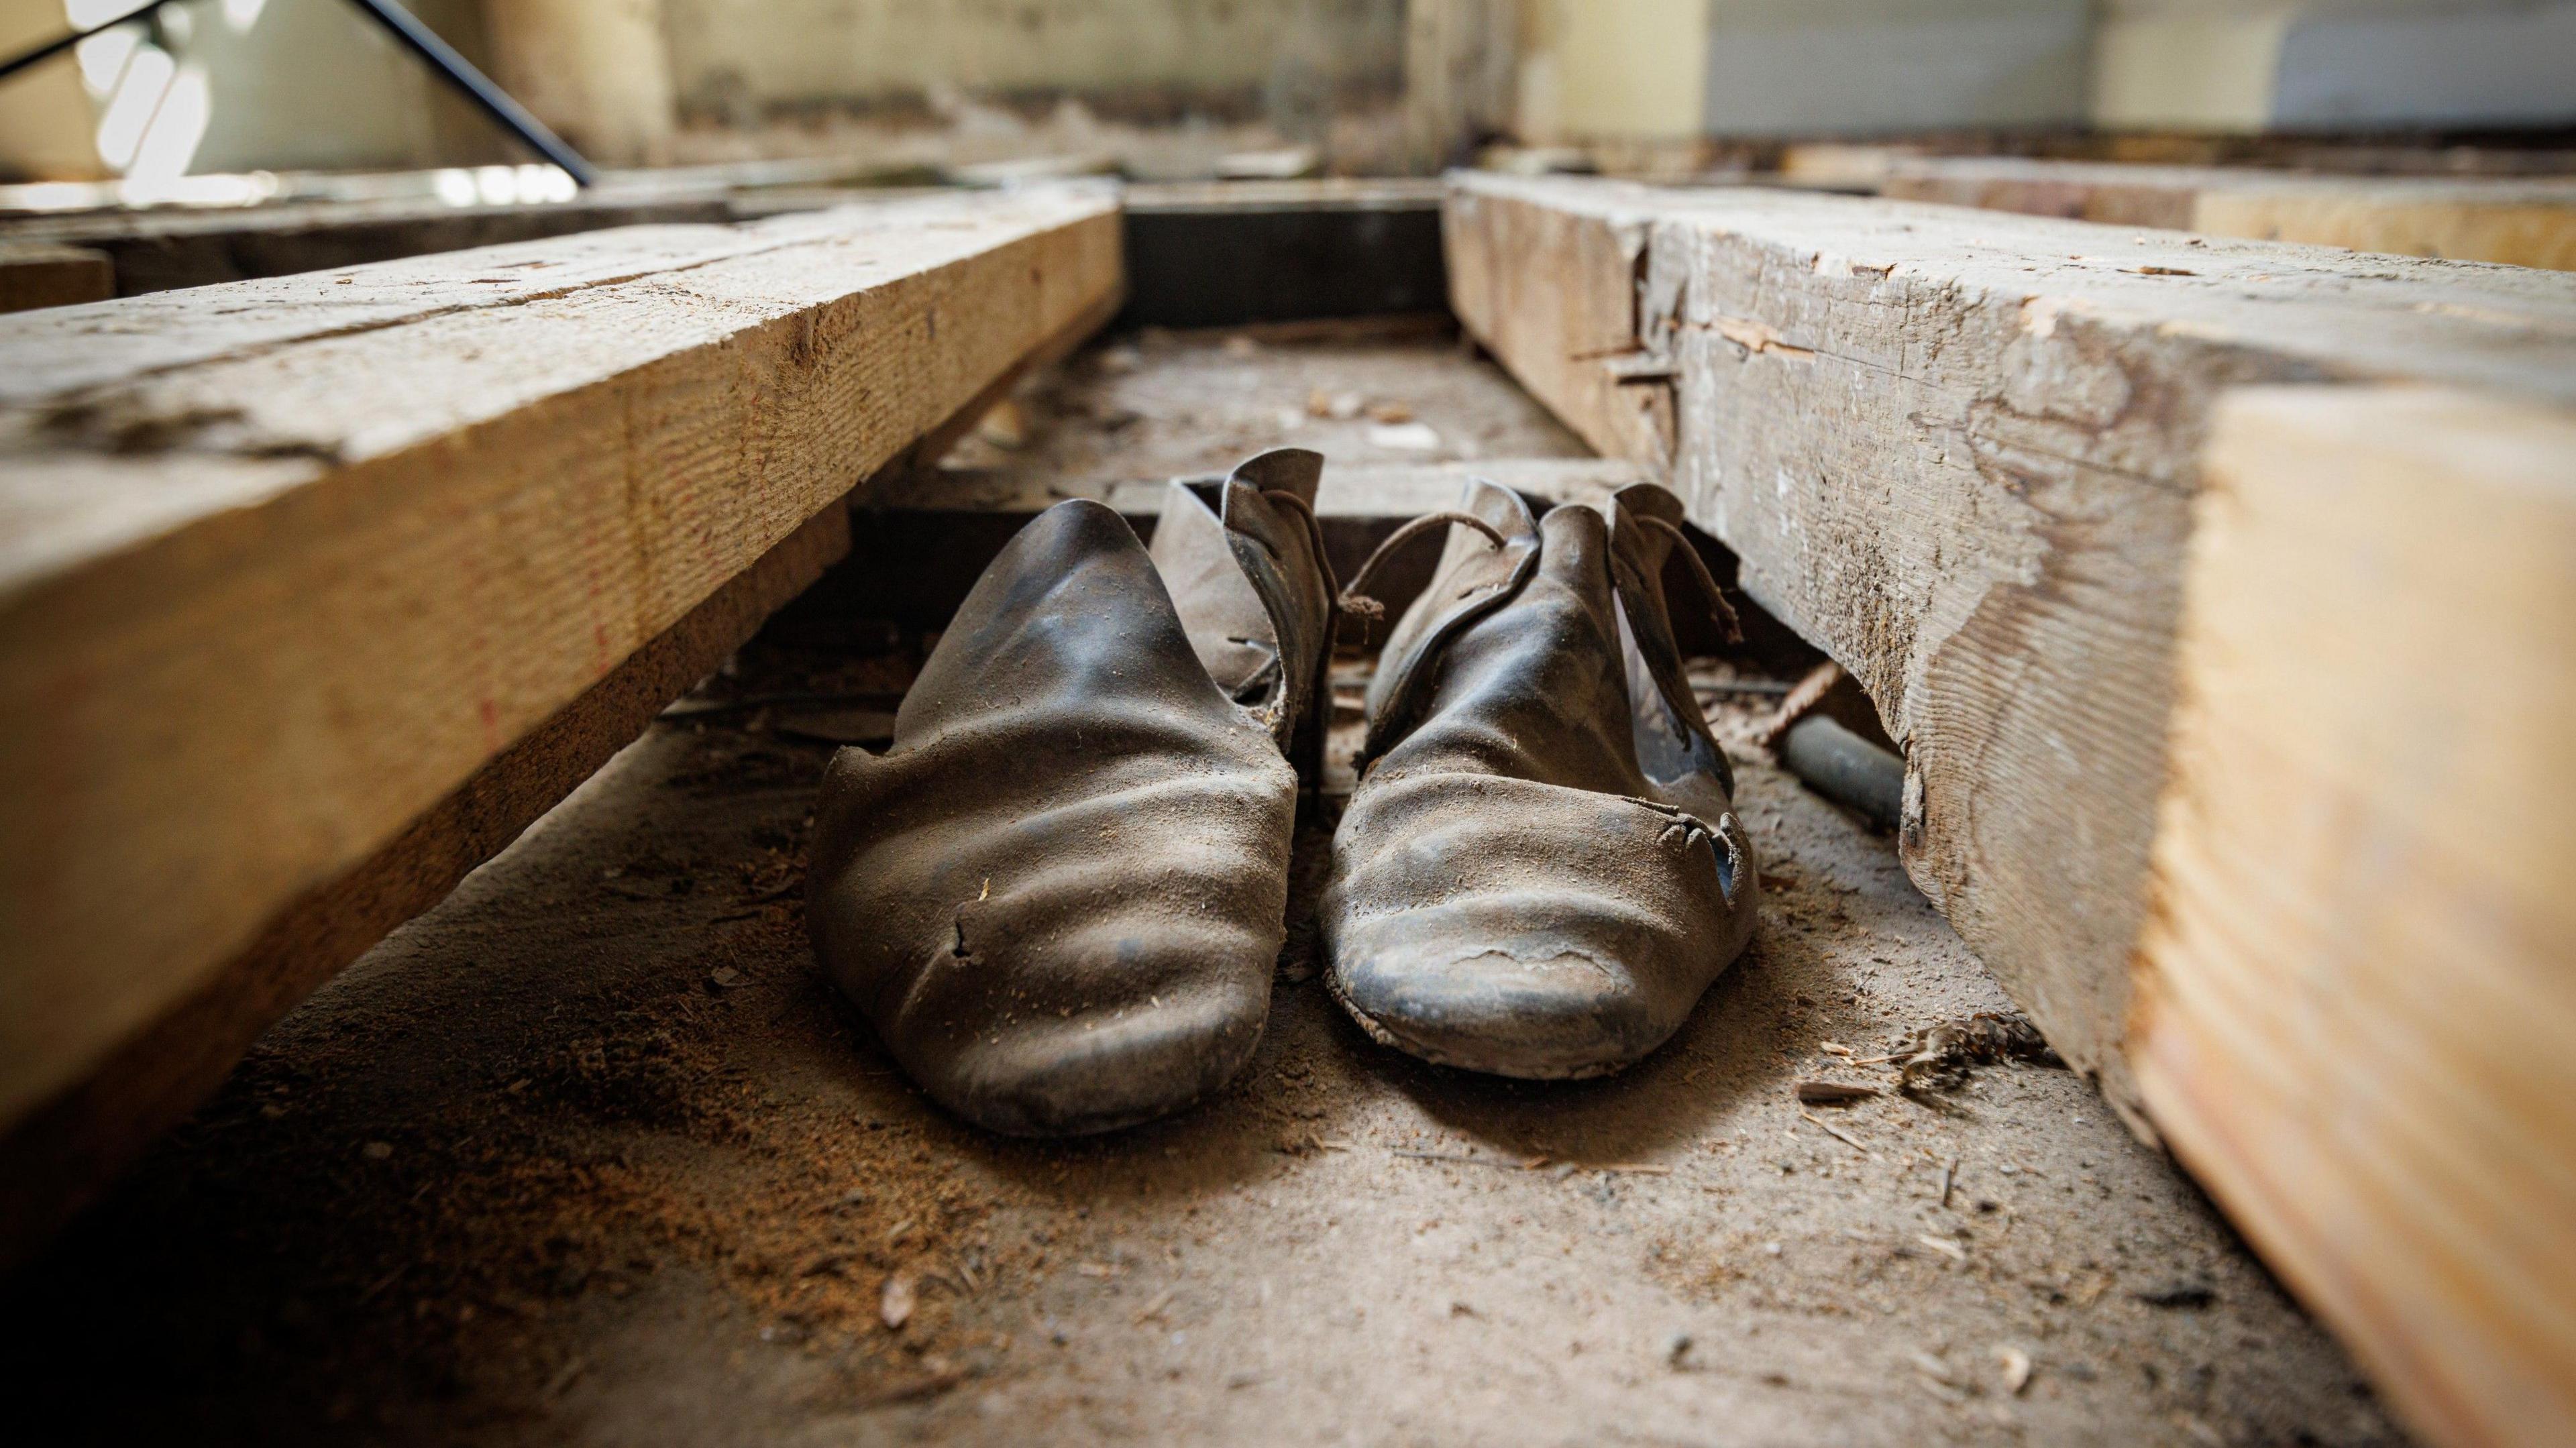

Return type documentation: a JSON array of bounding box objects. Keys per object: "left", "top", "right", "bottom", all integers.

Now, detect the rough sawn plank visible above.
[
  {"left": 1443, "top": 170, "right": 2576, "bottom": 1127},
  {"left": 0, "top": 186, "right": 1122, "bottom": 1260}
]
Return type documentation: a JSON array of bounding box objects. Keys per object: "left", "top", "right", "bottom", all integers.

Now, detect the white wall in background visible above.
[
  {"left": 2096, "top": 0, "right": 2576, "bottom": 131},
  {"left": 1699, "top": 0, "right": 2094, "bottom": 135}
]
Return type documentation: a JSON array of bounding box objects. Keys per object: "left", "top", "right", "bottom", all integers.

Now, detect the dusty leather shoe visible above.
[
  {"left": 808, "top": 450, "right": 1334, "bottom": 1135},
  {"left": 1322, "top": 479, "right": 1758, "bottom": 1078}
]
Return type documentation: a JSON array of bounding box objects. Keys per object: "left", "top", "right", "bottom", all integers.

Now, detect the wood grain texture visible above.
[
  {"left": 1444, "top": 172, "right": 2576, "bottom": 1128},
  {"left": 1442, "top": 181, "right": 1670, "bottom": 469},
  {"left": 1881, "top": 157, "right": 2576, "bottom": 271},
  {"left": 2133, "top": 386, "right": 2576, "bottom": 1448},
  {"left": 0, "top": 188, "right": 1122, "bottom": 1246},
  {"left": 0, "top": 242, "right": 112, "bottom": 313}
]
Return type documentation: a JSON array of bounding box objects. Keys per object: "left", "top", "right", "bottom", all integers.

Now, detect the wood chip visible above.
[
  {"left": 879, "top": 1271, "right": 916, "bottom": 1331},
  {"left": 1941, "top": 1156, "right": 1959, "bottom": 1209},
  {"left": 1794, "top": 1080, "right": 1881, "bottom": 1105},
  {"left": 1135, "top": 1288, "right": 1176, "bottom": 1324},
  {"left": 1996, "top": 1345, "right": 2033, "bottom": 1396},
  {"left": 1916, "top": 1233, "right": 1969, "bottom": 1263},
  {"left": 1391, "top": 1148, "right": 1519, "bottom": 1169},
  {"left": 1800, "top": 1110, "right": 1872, "bottom": 1155}
]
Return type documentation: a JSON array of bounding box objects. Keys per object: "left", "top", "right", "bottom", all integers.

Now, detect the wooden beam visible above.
[
  {"left": 1882, "top": 157, "right": 2576, "bottom": 271},
  {"left": 0, "top": 188, "right": 1122, "bottom": 1261},
  {"left": 1449, "top": 172, "right": 2576, "bottom": 1446},
  {"left": 0, "top": 191, "right": 746, "bottom": 296},
  {"left": 2133, "top": 385, "right": 2576, "bottom": 1448},
  {"left": 1442, "top": 170, "right": 2576, "bottom": 1125},
  {"left": 0, "top": 242, "right": 112, "bottom": 314}
]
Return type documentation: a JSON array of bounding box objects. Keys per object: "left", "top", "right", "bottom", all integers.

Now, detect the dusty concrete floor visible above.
[{"left": 4, "top": 335, "right": 2402, "bottom": 1447}]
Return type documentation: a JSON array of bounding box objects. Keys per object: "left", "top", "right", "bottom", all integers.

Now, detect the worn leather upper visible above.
[
  {"left": 808, "top": 451, "right": 1331, "bottom": 1135},
  {"left": 1323, "top": 480, "right": 1758, "bottom": 1078}
]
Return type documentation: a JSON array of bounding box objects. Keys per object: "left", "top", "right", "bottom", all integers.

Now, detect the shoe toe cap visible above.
[
  {"left": 933, "top": 968, "right": 1270, "bottom": 1136},
  {"left": 1324, "top": 773, "right": 1755, "bottom": 1078},
  {"left": 1332, "top": 930, "right": 1664, "bottom": 1077}
]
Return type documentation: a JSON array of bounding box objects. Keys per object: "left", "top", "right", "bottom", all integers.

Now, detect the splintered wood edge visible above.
[{"left": 0, "top": 192, "right": 1122, "bottom": 1258}]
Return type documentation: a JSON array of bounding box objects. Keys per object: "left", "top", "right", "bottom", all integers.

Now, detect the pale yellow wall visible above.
[
  {"left": 485, "top": 0, "right": 676, "bottom": 166},
  {"left": 1516, "top": 0, "right": 1706, "bottom": 142},
  {"left": 2092, "top": 6, "right": 2295, "bottom": 131},
  {"left": 0, "top": 0, "right": 112, "bottom": 179},
  {"left": 0, "top": 0, "right": 507, "bottom": 184}
]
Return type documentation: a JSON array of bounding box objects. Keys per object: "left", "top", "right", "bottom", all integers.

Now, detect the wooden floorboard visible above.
[{"left": 0, "top": 187, "right": 1122, "bottom": 1261}]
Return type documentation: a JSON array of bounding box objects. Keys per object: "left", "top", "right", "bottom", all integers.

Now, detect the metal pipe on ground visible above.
[{"left": 1778, "top": 714, "right": 1904, "bottom": 832}]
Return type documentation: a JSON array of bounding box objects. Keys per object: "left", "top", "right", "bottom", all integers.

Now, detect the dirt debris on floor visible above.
[
  {"left": 2, "top": 335, "right": 2406, "bottom": 1448},
  {"left": 933, "top": 317, "right": 1593, "bottom": 490}
]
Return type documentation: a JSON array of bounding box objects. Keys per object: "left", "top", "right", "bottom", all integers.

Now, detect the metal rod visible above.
[
  {"left": 337, "top": 0, "right": 596, "bottom": 186},
  {"left": 0, "top": 0, "right": 167, "bottom": 84},
  {"left": 1779, "top": 714, "right": 1907, "bottom": 832}
]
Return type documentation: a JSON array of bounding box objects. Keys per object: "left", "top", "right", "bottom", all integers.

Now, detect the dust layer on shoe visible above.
[
  {"left": 808, "top": 496, "right": 1304, "bottom": 1136},
  {"left": 1324, "top": 482, "right": 1758, "bottom": 1080}
]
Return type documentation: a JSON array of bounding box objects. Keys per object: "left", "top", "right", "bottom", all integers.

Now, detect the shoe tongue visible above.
[
  {"left": 1150, "top": 480, "right": 1277, "bottom": 703},
  {"left": 1609, "top": 480, "right": 1686, "bottom": 579},
  {"left": 1373, "top": 502, "right": 1648, "bottom": 795}
]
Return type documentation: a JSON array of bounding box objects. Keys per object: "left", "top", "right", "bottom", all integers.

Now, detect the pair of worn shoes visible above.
[{"left": 808, "top": 449, "right": 1759, "bottom": 1137}]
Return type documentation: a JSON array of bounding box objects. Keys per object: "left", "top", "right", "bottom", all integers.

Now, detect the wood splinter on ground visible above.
[
  {"left": 1801, "top": 1111, "right": 1872, "bottom": 1156},
  {"left": 880, "top": 1270, "right": 918, "bottom": 1331}
]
